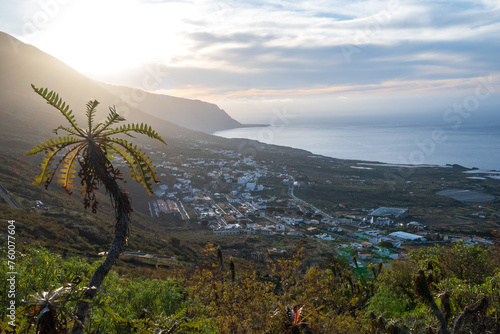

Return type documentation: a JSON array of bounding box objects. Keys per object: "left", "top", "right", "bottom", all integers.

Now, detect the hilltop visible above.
[{"left": 0, "top": 31, "right": 251, "bottom": 134}]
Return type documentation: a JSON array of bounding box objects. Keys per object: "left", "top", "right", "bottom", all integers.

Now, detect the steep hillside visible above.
[
  {"left": 0, "top": 32, "right": 237, "bottom": 160},
  {"left": 0, "top": 31, "right": 317, "bottom": 259},
  {"left": 0, "top": 32, "right": 245, "bottom": 134},
  {"left": 100, "top": 83, "right": 245, "bottom": 133}
]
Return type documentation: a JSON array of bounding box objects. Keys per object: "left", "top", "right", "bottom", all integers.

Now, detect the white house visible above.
[
  {"left": 262, "top": 228, "right": 274, "bottom": 236},
  {"left": 337, "top": 218, "right": 353, "bottom": 224},
  {"left": 374, "top": 247, "right": 390, "bottom": 257},
  {"left": 407, "top": 221, "right": 426, "bottom": 231},
  {"left": 379, "top": 237, "right": 402, "bottom": 248},
  {"left": 214, "top": 224, "right": 243, "bottom": 236},
  {"left": 358, "top": 252, "right": 372, "bottom": 260},
  {"left": 472, "top": 236, "right": 493, "bottom": 244},
  {"left": 389, "top": 253, "right": 399, "bottom": 260},
  {"left": 327, "top": 226, "right": 343, "bottom": 233},
  {"left": 316, "top": 233, "right": 335, "bottom": 241},
  {"left": 226, "top": 194, "right": 239, "bottom": 203},
  {"left": 388, "top": 231, "right": 426, "bottom": 242},
  {"left": 253, "top": 224, "right": 264, "bottom": 231},
  {"left": 365, "top": 230, "right": 381, "bottom": 237},
  {"left": 154, "top": 189, "right": 166, "bottom": 197},
  {"left": 238, "top": 175, "right": 253, "bottom": 184},
  {"left": 225, "top": 223, "right": 242, "bottom": 230},
  {"left": 287, "top": 230, "right": 304, "bottom": 238},
  {"left": 246, "top": 222, "right": 257, "bottom": 229},
  {"left": 366, "top": 235, "right": 381, "bottom": 245},
  {"left": 374, "top": 217, "right": 392, "bottom": 226}
]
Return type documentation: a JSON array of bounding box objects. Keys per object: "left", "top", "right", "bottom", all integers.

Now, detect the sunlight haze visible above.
[{"left": 1, "top": 0, "right": 499, "bottom": 122}]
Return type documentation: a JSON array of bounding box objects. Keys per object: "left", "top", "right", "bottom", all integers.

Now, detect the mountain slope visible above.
[
  {"left": 0, "top": 30, "right": 312, "bottom": 168},
  {"left": 100, "top": 83, "right": 244, "bottom": 133},
  {"left": 0, "top": 31, "right": 244, "bottom": 134}
]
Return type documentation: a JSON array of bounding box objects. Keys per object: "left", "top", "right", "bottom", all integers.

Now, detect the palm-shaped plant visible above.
[
  {"left": 25, "top": 85, "right": 166, "bottom": 333},
  {"left": 22, "top": 284, "right": 84, "bottom": 334}
]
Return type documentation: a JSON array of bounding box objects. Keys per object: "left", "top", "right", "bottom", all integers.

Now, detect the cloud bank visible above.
[{"left": 1, "top": 0, "right": 499, "bottom": 120}]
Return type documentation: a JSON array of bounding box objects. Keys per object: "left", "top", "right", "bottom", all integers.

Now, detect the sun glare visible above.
[{"left": 37, "top": 0, "right": 188, "bottom": 80}]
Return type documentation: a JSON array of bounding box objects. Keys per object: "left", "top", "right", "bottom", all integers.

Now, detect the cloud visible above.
[{"left": 1, "top": 0, "right": 499, "bottom": 117}]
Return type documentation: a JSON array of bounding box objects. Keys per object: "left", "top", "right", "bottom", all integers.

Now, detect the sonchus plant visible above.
[
  {"left": 26, "top": 85, "right": 164, "bottom": 207},
  {"left": 25, "top": 85, "right": 167, "bottom": 334}
]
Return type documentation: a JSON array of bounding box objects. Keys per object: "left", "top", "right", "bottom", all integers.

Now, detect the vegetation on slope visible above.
[{"left": 1, "top": 238, "right": 499, "bottom": 333}]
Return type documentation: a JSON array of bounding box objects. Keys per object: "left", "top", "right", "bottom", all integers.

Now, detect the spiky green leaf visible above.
[
  {"left": 106, "top": 138, "right": 159, "bottom": 195},
  {"left": 93, "top": 106, "right": 126, "bottom": 135},
  {"left": 31, "top": 85, "right": 84, "bottom": 136},
  {"left": 86, "top": 100, "right": 100, "bottom": 131},
  {"left": 28, "top": 86, "right": 166, "bottom": 198},
  {"left": 103, "top": 123, "right": 166, "bottom": 145},
  {"left": 56, "top": 146, "right": 82, "bottom": 192},
  {"left": 32, "top": 143, "right": 84, "bottom": 186},
  {"left": 53, "top": 125, "right": 81, "bottom": 136},
  {"left": 25, "top": 137, "right": 82, "bottom": 155}
]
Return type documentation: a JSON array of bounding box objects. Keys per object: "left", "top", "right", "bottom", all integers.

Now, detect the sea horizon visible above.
[{"left": 215, "top": 120, "right": 500, "bottom": 171}]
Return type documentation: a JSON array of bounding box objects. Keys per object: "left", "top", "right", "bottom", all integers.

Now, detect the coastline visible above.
[
  {"left": 213, "top": 124, "right": 500, "bottom": 172},
  {"left": 226, "top": 123, "right": 270, "bottom": 130}
]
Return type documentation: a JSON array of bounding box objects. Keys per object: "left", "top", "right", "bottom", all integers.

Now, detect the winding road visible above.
[{"left": 0, "top": 183, "right": 21, "bottom": 208}]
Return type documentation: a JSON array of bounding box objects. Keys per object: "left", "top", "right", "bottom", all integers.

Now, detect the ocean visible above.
[{"left": 214, "top": 120, "right": 500, "bottom": 171}]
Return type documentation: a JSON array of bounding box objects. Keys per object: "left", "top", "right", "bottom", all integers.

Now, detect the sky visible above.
[{"left": 1, "top": 0, "right": 499, "bottom": 123}]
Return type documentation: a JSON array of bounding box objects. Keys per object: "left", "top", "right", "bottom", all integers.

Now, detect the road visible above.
[
  {"left": 177, "top": 201, "right": 190, "bottom": 221},
  {"left": 0, "top": 183, "right": 21, "bottom": 208},
  {"left": 288, "top": 176, "right": 333, "bottom": 219},
  {"left": 211, "top": 200, "right": 228, "bottom": 216},
  {"left": 148, "top": 200, "right": 160, "bottom": 217},
  {"left": 209, "top": 168, "right": 223, "bottom": 197}
]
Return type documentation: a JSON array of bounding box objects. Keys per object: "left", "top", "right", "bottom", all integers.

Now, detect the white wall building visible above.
[
  {"left": 276, "top": 224, "right": 286, "bottom": 232},
  {"left": 388, "top": 231, "right": 426, "bottom": 242}
]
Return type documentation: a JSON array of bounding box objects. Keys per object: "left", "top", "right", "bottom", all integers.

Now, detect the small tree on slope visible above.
[{"left": 25, "top": 85, "right": 167, "bottom": 333}]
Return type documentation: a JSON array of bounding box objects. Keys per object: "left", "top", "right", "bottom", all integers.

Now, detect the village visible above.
[{"left": 108, "top": 141, "right": 496, "bottom": 267}]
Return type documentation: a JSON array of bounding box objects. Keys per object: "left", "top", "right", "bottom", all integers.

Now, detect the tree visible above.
[
  {"left": 25, "top": 85, "right": 166, "bottom": 333},
  {"left": 379, "top": 240, "right": 394, "bottom": 249}
]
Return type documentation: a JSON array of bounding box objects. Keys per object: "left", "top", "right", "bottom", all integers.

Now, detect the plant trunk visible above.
[
  {"left": 452, "top": 297, "right": 487, "bottom": 334},
  {"left": 71, "top": 144, "right": 132, "bottom": 334},
  {"left": 415, "top": 271, "right": 450, "bottom": 334}
]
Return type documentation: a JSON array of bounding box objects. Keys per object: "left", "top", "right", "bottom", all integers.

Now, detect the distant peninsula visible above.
[{"left": 99, "top": 83, "right": 265, "bottom": 134}]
